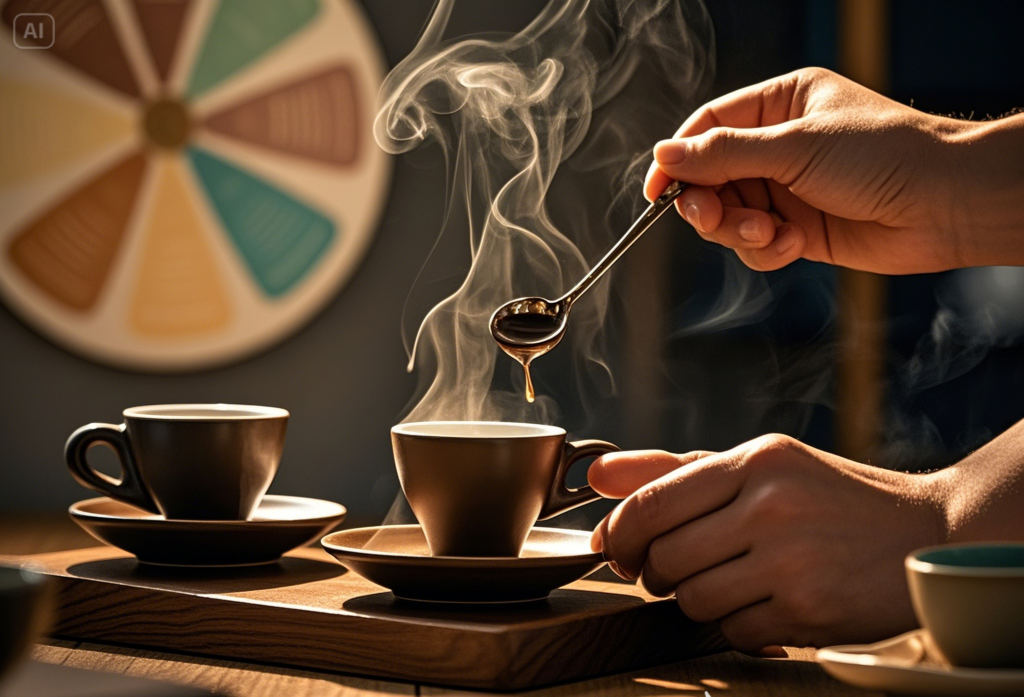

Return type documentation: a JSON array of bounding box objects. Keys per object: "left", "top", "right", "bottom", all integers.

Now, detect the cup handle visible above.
[
  {"left": 64, "top": 423, "right": 160, "bottom": 514},
  {"left": 538, "top": 439, "right": 620, "bottom": 520}
]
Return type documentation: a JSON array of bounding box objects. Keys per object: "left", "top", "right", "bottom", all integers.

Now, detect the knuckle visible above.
[
  {"left": 632, "top": 482, "right": 671, "bottom": 535},
  {"left": 752, "top": 432, "right": 800, "bottom": 454},
  {"left": 744, "top": 481, "right": 800, "bottom": 526},
  {"left": 640, "top": 538, "right": 675, "bottom": 597},
  {"left": 736, "top": 434, "right": 813, "bottom": 524},
  {"left": 741, "top": 433, "right": 804, "bottom": 471},
  {"left": 793, "top": 66, "right": 834, "bottom": 87},
  {"left": 674, "top": 581, "right": 717, "bottom": 623},
  {"left": 717, "top": 615, "right": 760, "bottom": 652},
  {"left": 702, "top": 127, "right": 734, "bottom": 160}
]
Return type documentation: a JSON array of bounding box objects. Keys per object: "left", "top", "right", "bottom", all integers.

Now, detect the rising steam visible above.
[{"left": 375, "top": 0, "right": 714, "bottom": 425}]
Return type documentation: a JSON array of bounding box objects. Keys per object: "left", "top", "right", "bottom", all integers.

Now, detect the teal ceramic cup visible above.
[{"left": 906, "top": 543, "right": 1024, "bottom": 668}]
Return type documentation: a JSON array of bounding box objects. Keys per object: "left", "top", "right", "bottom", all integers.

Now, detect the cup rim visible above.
[
  {"left": 906, "top": 542, "right": 1024, "bottom": 578},
  {"left": 392, "top": 420, "right": 565, "bottom": 439},
  {"left": 123, "top": 404, "right": 289, "bottom": 420}
]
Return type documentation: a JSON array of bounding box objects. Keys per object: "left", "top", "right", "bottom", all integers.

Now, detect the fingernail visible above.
[
  {"left": 608, "top": 561, "right": 626, "bottom": 578},
  {"left": 774, "top": 226, "right": 798, "bottom": 255},
  {"left": 653, "top": 140, "right": 685, "bottom": 165},
  {"left": 683, "top": 202, "right": 702, "bottom": 229},
  {"left": 739, "top": 218, "right": 760, "bottom": 242},
  {"left": 590, "top": 531, "right": 604, "bottom": 553}
]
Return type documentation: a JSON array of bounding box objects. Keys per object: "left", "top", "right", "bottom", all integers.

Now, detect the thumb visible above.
[
  {"left": 653, "top": 125, "right": 804, "bottom": 188},
  {"left": 588, "top": 450, "right": 713, "bottom": 499}
]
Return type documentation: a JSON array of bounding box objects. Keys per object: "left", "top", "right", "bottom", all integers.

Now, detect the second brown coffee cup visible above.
[
  {"left": 392, "top": 421, "right": 618, "bottom": 557},
  {"left": 65, "top": 404, "right": 288, "bottom": 520}
]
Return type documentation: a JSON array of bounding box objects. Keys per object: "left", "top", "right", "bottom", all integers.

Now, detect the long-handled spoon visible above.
[{"left": 490, "top": 180, "right": 688, "bottom": 401}]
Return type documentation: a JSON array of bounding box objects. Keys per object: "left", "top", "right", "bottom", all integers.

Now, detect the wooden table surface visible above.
[{"left": 0, "top": 515, "right": 880, "bottom": 697}]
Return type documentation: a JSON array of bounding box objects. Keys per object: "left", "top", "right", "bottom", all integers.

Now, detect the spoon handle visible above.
[{"left": 560, "top": 179, "right": 688, "bottom": 306}]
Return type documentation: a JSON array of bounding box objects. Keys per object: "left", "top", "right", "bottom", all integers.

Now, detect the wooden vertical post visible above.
[{"left": 836, "top": 0, "right": 889, "bottom": 461}]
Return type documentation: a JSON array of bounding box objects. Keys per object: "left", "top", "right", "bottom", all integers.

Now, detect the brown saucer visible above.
[
  {"left": 320, "top": 525, "right": 604, "bottom": 603},
  {"left": 70, "top": 496, "right": 347, "bottom": 567}
]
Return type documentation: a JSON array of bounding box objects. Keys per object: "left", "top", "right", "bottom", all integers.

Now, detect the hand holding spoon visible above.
[{"left": 490, "top": 180, "right": 688, "bottom": 402}]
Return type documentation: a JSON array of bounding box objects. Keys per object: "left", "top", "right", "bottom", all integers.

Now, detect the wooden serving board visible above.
[{"left": 2, "top": 546, "right": 726, "bottom": 691}]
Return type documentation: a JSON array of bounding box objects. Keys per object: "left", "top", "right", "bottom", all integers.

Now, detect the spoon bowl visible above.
[
  {"left": 490, "top": 298, "right": 568, "bottom": 402},
  {"left": 490, "top": 297, "right": 567, "bottom": 348},
  {"left": 490, "top": 180, "right": 688, "bottom": 402}
]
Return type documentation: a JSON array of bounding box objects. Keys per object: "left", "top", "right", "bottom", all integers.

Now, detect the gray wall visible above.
[
  {"left": 0, "top": 0, "right": 557, "bottom": 521},
  {"left": 2, "top": 0, "right": 845, "bottom": 520}
]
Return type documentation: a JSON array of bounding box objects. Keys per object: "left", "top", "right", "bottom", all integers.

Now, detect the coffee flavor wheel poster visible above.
[{"left": 0, "top": 0, "right": 391, "bottom": 370}]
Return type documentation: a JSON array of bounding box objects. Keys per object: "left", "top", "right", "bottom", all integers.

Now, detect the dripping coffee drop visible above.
[{"left": 490, "top": 300, "right": 567, "bottom": 403}]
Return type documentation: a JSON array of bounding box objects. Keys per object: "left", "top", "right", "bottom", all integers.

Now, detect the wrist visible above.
[
  {"left": 916, "top": 467, "right": 957, "bottom": 545},
  {"left": 945, "top": 113, "right": 1024, "bottom": 267}
]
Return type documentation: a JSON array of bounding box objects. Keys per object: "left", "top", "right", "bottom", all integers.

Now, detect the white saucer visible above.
[
  {"left": 321, "top": 525, "right": 605, "bottom": 603},
  {"left": 70, "top": 495, "right": 347, "bottom": 567},
  {"left": 818, "top": 629, "right": 1024, "bottom": 696}
]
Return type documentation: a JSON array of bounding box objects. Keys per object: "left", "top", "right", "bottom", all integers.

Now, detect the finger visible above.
[
  {"left": 731, "top": 178, "right": 773, "bottom": 212},
  {"left": 717, "top": 182, "right": 744, "bottom": 209},
  {"left": 644, "top": 160, "right": 672, "bottom": 202},
  {"left": 653, "top": 125, "right": 805, "bottom": 189},
  {"left": 645, "top": 71, "right": 810, "bottom": 202},
  {"left": 669, "top": 553, "right": 773, "bottom": 624},
  {"left": 591, "top": 512, "right": 610, "bottom": 553},
  {"left": 599, "top": 449, "right": 748, "bottom": 578},
  {"left": 718, "top": 600, "right": 788, "bottom": 654},
  {"left": 673, "top": 186, "right": 723, "bottom": 233},
  {"left": 639, "top": 504, "right": 749, "bottom": 597},
  {"left": 589, "top": 449, "right": 713, "bottom": 557},
  {"left": 752, "top": 646, "right": 789, "bottom": 659},
  {"left": 588, "top": 450, "right": 711, "bottom": 499},
  {"left": 672, "top": 71, "right": 806, "bottom": 139},
  {"left": 732, "top": 222, "right": 807, "bottom": 271},
  {"left": 763, "top": 179, "right": 831, "bottom": 263},
  {"left": 687, "top": 204, "right": 778, "bottom": 250}
]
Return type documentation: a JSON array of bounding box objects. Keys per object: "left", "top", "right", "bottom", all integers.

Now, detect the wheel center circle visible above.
[{"left": 144, "top": 99, "right": 191, "bottom": 149}]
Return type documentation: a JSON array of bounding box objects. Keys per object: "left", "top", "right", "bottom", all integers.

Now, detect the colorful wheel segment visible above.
[{"left": 0, "top": 0, "right": 390, "bottom": 370}]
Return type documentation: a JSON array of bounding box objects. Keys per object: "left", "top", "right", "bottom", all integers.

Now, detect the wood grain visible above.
[
  {"left": 29, "top": 639, "right": 413, "bottom": 697},
  {"left": 423, "top": 649, "right": 882, "bottom": 697},
  {"left": 2, "top": 517, "right": 876, "bottom": 696},
  {"left": 2, "top": 547, "right": 725, "bottom": 691}
]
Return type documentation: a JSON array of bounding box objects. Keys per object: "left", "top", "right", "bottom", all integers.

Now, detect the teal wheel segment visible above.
[
  {"left": 187, "top": 146, "right": 337, "bottom": 298},
  {"left": 185, "top": 0, "right": 320, "bottom": 100}
]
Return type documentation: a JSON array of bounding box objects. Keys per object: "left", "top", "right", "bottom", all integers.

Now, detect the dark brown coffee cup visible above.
[
  {"left": 391, "top": 421, "right": 618, "bottom": 557},
  {"left": 65, "top": 404, "right": 288, "bottom": 520}
]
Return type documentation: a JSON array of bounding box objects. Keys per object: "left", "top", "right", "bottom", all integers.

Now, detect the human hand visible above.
[
  {"left": 589, "top": 435, "right": 948, "bottom": 651},
  {"left": 645, "top": 67, "right": 1024, "bottom": 273}
]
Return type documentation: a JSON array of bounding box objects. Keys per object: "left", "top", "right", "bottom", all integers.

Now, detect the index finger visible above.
[
  {"left": 596, "top": 448, "right": 747, "bottom": 578},
  {"left": 675, "top": 71, "right": 806, "bottom": 139},
  {"left": 644, "top": 72, "right": 807, "bottom": 201}
]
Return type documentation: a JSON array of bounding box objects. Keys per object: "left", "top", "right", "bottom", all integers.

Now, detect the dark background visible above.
[{"left": 1, "top": 0, "right": 1021, "bottom": 522}]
